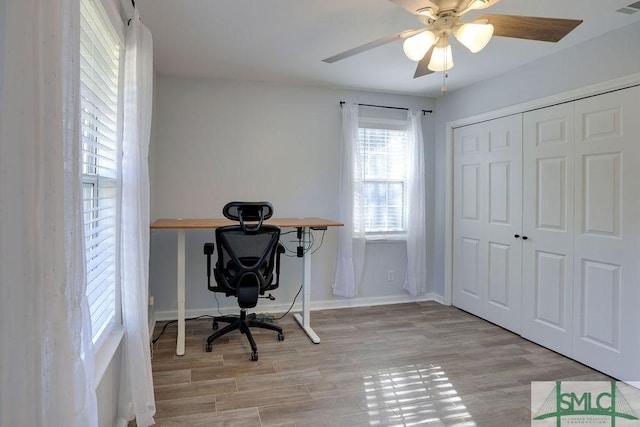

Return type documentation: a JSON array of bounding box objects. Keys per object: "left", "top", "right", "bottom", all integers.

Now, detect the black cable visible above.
[
  {"left": 151, "top": 314, "right": 214, "bottom": 344},
  {"left": 300, "top": 229, "right": 315, "bottom": 254},
  {"left": 311, "top": 229, "right": 326, "bottom": 255},
  {"left": 151, "top": 320, "right": 175, "bottom": 345},
  {"left": 276, "top": 282, "right": 303, "bottom": 320},
  {"left": 279, "top": 238, "right": 300, "bottom": 256}
]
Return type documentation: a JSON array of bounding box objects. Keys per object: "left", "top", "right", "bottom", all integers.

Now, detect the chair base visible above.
[{"left": 205, "top": 309, "right": 284, "bottom": 361}]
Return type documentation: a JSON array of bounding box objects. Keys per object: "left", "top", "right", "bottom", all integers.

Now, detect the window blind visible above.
[
  {"left": 358, "top": 127, "right": 408, "bottom": 234},
  {"left": 80, "top": 0, "right": 121, "bottom": 344}
]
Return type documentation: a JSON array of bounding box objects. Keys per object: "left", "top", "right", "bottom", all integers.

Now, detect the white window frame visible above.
[
  {"left": 358, "top": 117, "right": 409, "bottom": 241},
  {"left": 80, "top": 0, "right": 125, "bottom": 354}
]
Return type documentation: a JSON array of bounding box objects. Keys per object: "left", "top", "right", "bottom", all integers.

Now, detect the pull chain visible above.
[{"left": 441, "top": 53, "right": 448, "bottom": 93}]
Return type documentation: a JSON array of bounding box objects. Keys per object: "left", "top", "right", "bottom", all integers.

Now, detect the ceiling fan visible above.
[{"left": 323, "top": 0, "right": 582, "bottom": 90}]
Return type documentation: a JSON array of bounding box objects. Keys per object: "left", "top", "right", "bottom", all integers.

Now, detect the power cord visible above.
[
  {"left": 150, "top": 314, "right": 214, "bottom": 359},
  {"left": 280, "top": 228, "right": 325, "bottom": 257},
  {"left": 311, "top": 229, "right": 326, "bottom": 255},
  {"left": 276, "top": 282, "right": 303, "bottom": 320}
]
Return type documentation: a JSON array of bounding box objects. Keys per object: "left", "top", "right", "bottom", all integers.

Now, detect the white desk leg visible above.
[
  {"left": 176, "top": 229, "right": 186, "bottom": 356},
  {"left": 293, "top": 228, "right": 320, "bottom": 343}
]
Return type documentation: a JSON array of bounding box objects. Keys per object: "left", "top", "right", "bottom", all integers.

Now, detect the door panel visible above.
[
  {"left": 460, "top": 237, "right": 481, "bottom": 298},
  {"left": 582, "top": 153, "right": 621, "bottom": 237},
  {"left": 461, "top": 164, "right": 481, "bottom": 220},
  {"left": 488, "top": 242, "right": 511, "bottom": 308},
  {"left": 573, "top": 86, "right": 640, "bottom": 382},
  {"left": 579, "top": 259, "right": 620, "bottom": 350},
  {"left": 453, "top": 115, "right": 522, "bottom": 333},
  {"left": 534, "top": 251, "right": 567, "bottom": 329},
  {"left": 489, "top": 162, "right": 511, "bottom": 224},
  {"left": 522, "top": 103, "right": 574, "bottom": 356},
  {"left": 454, "top": 123, "right": 486, "bottom": 316},
  {"left": 536, "top": 157, "right": 567, "bottom": 231}
]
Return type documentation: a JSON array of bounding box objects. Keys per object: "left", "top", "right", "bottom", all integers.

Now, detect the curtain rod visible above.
[
  {"left": 128, "top": 0, "right": 136, "bottom": 26},
  {"left": 340, "top": 101, "right": 433, "bottom": 115}
]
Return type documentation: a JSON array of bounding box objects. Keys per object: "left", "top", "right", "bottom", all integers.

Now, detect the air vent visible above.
[
  {"left": 628, "top": 1, "right": 640, "bottom": 9},
  {"left": 617, "top": 7, "right": 637, "bottom": 14}
]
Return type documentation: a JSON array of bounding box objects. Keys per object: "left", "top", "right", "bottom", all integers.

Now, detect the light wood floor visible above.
[{"left": 148, "top": 302, "right": 610, "bottom": 426}]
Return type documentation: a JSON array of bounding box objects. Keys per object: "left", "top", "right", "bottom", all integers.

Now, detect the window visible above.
[
  {"left": 358, "top": 120, "right": 409, "bottom": 236},
  {"left": 80, "top": 0, "right": 122, "bottom": 346}
]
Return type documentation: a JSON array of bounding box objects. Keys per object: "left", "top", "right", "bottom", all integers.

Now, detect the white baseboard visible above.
[
  {"left": 311, "top": 293, "right": 436, "bottom": 311},
  {"left": 431, "top": 293, "right": 446, "bottom": 305},
  {"left": 148, "top": 313, "right": 156, "bottom": 340},
  {"left": 153, "top": 293, "right": 444, "bottom": 321}
]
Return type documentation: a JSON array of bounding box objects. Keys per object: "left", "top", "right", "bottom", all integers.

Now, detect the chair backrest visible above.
[
  {"left": 223, "top": 201, "right": 273, "bottom": 234},
  {"left": 214, "top": 202, "right": 281, "bottom": 308}
]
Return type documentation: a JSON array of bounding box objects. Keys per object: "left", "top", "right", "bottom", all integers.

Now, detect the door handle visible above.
[
  {"left": 522, "top": 235, "right": 528, "bottom": 240},
  {"left": 514, "top": 234, "right": 520, "bottom": 239}
]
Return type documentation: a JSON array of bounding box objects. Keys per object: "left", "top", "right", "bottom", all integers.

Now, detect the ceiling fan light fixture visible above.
[
  {"left": 454, "top": 22, "right": 494, "bottom": 53},
  {"left": 467, "top": 0, "right": 490, "bottom": 11},
  {"left": 428, "top": 38, "right": 454, "bottom": 71},
  {"left": 416, "top": 7, "right": 437, "bottom": 20},
  {"left": 402, "top": 31, "right": 436, "bottom": 61}
]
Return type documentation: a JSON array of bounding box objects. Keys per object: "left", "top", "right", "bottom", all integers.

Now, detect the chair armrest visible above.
[
  {"left": 204, "top": 242, "right": 215, "bottom": 288},
  {"left": 269, "top": 243, "right": 285, "bottom": 290}
]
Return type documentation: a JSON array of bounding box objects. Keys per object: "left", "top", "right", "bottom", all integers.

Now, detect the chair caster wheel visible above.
[
  {"left": 205, "top": 342, "right": 212, "bottom": 352},
  {"left": 278, "top": 333, "right": 285, "bottom": 341},
  {"left": 251, "top": 351, "right": 258, "bottom": 361},
  {"left": 212, "top": 321, "right": 218, "bottom": 330}
]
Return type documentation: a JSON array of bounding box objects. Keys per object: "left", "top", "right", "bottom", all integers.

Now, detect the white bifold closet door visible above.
[
  {"left": 453, "top": 114, "right": 523, "bottom": 333},
  {"left": 571, "top": 87, "right": 640, "bottom": 382},
  {"left": 521, "top": 87, "right": 640, "bottom": 381},
  {"left": 521, "top": 102, "right": 576, "bottom": 357}
]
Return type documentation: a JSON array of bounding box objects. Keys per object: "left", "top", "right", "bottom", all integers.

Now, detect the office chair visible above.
[{"left": 203, "top": 201, "right": 285, "bottom": 361}]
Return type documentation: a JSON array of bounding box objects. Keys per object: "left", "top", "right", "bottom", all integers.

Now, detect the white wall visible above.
[
  {"left": 96, "top": 346, "right": 122, "bottom": 427},
  {"left": 431, "top": 22, "right": 640, "bottom": 298},
  {"left": 149, "top": 77, "right": 436, "bottom": 318}
]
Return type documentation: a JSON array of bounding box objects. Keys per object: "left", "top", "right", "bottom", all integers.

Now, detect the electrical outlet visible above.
[{"left": 387, "top": 270, "right": 395, "bottom": 281}]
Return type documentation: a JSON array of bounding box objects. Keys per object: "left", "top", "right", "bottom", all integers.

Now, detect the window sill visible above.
[
  {"left": 366, "top": 234, "right": 407, "bottom": 243},
  {"left": 94, "top": 325, "right": 124, "bottom": 388}
]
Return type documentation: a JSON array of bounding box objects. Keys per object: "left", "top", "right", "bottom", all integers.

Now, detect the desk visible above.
[{"left": 150, "top": 217, "right": 343, "bottom": 355}]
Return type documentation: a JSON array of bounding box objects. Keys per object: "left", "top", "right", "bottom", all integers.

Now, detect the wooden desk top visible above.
[{"left": 150, "top": 217, "right": 343, "bottom": 230}]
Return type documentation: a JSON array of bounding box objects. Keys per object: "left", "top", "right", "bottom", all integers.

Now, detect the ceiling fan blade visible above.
[
  {"left": 414, "top": 46, "right": 435, "bottom": 78},
  {"left": 389, "top": 0, "right": 439, "bottom": 16},
  {"left": 477, "top": 14, "right": 583, "bottom": 42},
  {"left": 322, "top": 29, "right": 423, "bottom": 63}
]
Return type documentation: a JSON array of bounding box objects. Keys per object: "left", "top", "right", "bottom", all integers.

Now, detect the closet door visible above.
[
  {"left": 521, "top": 103, "right": 575, "bottom": 357},
  {"left": 572, "top": 86, "right": 640, "bottom": 382},
  {"left": 453, "top": 114, "right": 523, "bottom": 333}
]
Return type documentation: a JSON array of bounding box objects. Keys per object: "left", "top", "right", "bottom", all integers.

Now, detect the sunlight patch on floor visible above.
[{"left": 362, "top": 364, "right": 476, "bottom": 426}]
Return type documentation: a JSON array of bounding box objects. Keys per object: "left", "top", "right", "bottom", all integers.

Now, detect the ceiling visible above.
[{"left": 135, "top": 0, "right": 640, "bottom": 97}]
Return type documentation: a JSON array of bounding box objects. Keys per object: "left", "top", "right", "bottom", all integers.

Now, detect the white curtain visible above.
[
  {"left": 404, "top": 109, "right": 427, "bottom": 296},
  {"left": 0, "top": 0, "right": 98, "bottom": 425},
  {"left": 333, "top": 103, "right": 366, "bottom": 298},
  {"left": 118, "top": 10, "right": 156, "bottom": 427}
]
